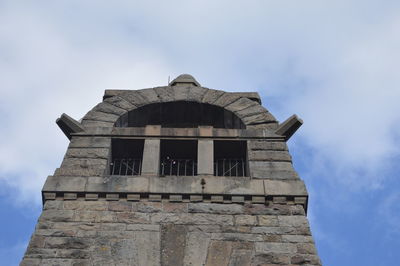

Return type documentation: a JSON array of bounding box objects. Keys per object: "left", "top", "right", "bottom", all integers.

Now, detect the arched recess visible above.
[{"left": 114, "top": 101, "right": 246, "bottom": 129}]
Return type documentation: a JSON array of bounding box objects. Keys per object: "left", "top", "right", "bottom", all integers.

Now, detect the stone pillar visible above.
[
  {"left": 142, "top": 125, "right": 161, "bottom": 176},
  {"left": 198, "top": 139, "right": 214, "bottom": 175}
]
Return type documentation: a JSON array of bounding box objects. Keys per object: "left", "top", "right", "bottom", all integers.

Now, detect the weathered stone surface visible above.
[
  {"left": 83, "top": 111, "right": 120, "bottom": 122},
  {"left": 213, "top": 93, "right": 241, "bottom": 107},
  {"left": 235, "top": 215, "right": 257, "bottom": 226},
  {"left": 154, "top": 86, "right": 175, "bottom": 102},
  {"left": 242, "top": 111, "right": 277, "bottom": 125},
  {"left": 248, "top": 150, "right": 292, "bottom": 162},
  {"left": 172, "top": 85, "right": 191, "bottom": 101},
  {"left": 255, "top": 242, "right": 297, "bottom": 254},
  {"left": 188, "top": 203, "right": 244, "bottom": 215},
  {"left": 187, "top": 86, "right": 208, "bottom": 102},
  {"left": 161, "top": 224, "right": 187, "bottom": 266},
  {"left": 228, "top": 249, "right": 253, "bottom": 266},
  {"left": 249, "top": 161, "right": 299, "bottom": 179},
  {"left": 92, "top": 102, "right": 127, "bottom": 116},
  {"left": 65, "top": 148, "right": 109, "bottom": 160},
  {"left": 120, "top": 90, "right": 151, "bottom": 107},
  {"left": 80, "top": 119, "right": 114, "bottom": 128},
  {"left": 183, "top": 231, "right": 210, "bottom": 266},
  {"left": 202, "top": 89, "right": 225, "bottom": 104},
  {"left": 103, "top": 95, "right": 136, "bottom": 111},
  {"left": 248, "top": 140, "right": 288, "bottom": 151},
  {"left": 138, "top": 88, "right": 160, "bottom": 104},
  {"left": 225, "top": 97, "right": 258, "bottom": 113},
  {"left": 69, "top": 137, "right": 110, "bottom": 148},
  {"left": 205, "top": 240, "right": 232, "bottom": 266},
  {"left": 264, "top": 180, "right": 307, "bottom": 196}
]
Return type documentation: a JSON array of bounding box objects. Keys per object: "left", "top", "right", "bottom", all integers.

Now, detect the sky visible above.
[{"left": 1, "top": 0, "right": 400, "bottom": 265}]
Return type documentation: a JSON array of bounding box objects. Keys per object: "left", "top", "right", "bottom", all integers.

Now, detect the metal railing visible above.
[
  {"left": 160, "top": 158, "right": 197, "bottom": 176},
  {"left": 214, "top": 158, "right": 246, "bottom": 177},
  {"left": 110, "top": 158, "right": 142, "bottom": 175}
]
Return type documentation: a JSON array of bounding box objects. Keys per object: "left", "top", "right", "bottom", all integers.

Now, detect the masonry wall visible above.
[{"left": 22, "top": 200, "right": 320, "bottom": 266}]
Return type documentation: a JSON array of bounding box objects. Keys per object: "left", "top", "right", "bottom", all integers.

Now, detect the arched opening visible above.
[{"left": 115, "top": 101, "right": 245, "bottom": 129}]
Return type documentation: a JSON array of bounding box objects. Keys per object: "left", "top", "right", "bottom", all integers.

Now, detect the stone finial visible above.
[{"left": 169, "top": 74, "right": 200, "bottom": 87}]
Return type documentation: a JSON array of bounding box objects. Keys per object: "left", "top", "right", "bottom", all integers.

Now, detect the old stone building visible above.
[{"left": 22, "top": 74, "right": 321, "bottom": 265}]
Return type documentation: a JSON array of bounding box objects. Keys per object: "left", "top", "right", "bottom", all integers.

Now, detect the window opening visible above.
[
  {"left": 160, "top": 140, "right": 197, "bottom": 176},
  {"left": 214, "top": 140, "right": 247, "bottom": 177},
  {"left": 115, "top": 101, "right": 245, "bottom": 129},
  {"left": 111, "top": 139, "right": 144, "bottom": 175}
]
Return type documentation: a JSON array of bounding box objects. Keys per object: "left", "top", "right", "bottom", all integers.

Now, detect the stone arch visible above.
[{"left": 80, "top": 86, "right": 278, "bottom": 130}]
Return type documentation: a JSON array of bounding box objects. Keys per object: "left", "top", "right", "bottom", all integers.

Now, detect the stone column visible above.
[
  {"left": 141, "top": 125, "right": 161, "bottom": 176},
  {"left": 198, "top": 139, "right": 214, "bottom": 175}
]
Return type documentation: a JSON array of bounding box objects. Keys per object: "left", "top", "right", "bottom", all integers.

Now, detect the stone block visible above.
[
  {"left": 64, "top": 193, "right": 77, "bottom": 200},
  {"left": 183, "top": 232, "right": 210, "bottom": 266},
  {"left": 141, "top": 139, "right": 160, "bottom": 176},
  {"left": 121, "top": 90, "right": 151, "bottom": 107},
  {"left": 92, "top": 102, "right": 127, "bottom": 116},
  {"left": 242, "top": 111, "right": 277, "bottom": 125},
  {"left": 231, "top": 196, "right": 245, "bottom": 203},
  {"left": 188, "top": 203, "right": 244, "bottom": 215},
  {"left": 187, "top": 86, "right": 208, "bottom": 102},
  {"left": 65, "top": 148, "right": 109, "bottom": 160},
  {"left": 202, "top": 89, "right": 225, "bottom": 104},
  {"left": 228, "top": 249, "right": 253, "bottom": 266},
  {"left": 248, "top": 150, "right": 292, "bottom": 162},
  {"left": 106, "top": 194, "right": 119, "bottom": 201},
  {"left": 83, "top": 111, "right": 119, "bottom": 123},
  {"left": 255, "top": 242, "right": 297, "bottom": 254},
  {"left": 249, "top": 161, "right": 299, "bottom": 179},
  {"left": 148, "top": 194, "right": 162, "bottom": 202},
  {"left": 169, "top": 195, "right": 183, "bottom": 202},
  {"left": 213, "top": 93, "right": 241, "bottom": 107},
  {"left": 225, "top": 97, "right": 258, "bottom": 113},
  {"left": 235, "top": 215, "right": 257, "bottom": 226},
  {"left": 197, "top": 140, "right": 214, "bottom": 175},
  {"left": 137, "top": 88, "right": 160, "bottom": 104},
  {"left": 161, "top": 224, "right": 187, "bottom": 266},
  {"left": 264, "top": 180, "right": 307, "bottom": 196},
  {"left": 278, "top": 216, "right": 309, "bottom": 228},
  {"left": 103, "top": 95, "right": 136, "bottom": 111},
  {"left": 248, "top": 140, "right": 287, "bottom": 151},
  {"left": 85, "top": 193, "right": 98, "bottom": 201},
  {"left": 202, "top": 177, "right": 264, "bottom": 195},
  {"left": 154, "top": 86, "right": 175, "bottom": 102},
  {"left": 205, "top": 240, "right": 232, "bottom": 266},
  {"left": 127, "top": 194, "right": 140, "bottom": 201},
  {"left": 258, "top": 215, "right": 279, "bottom": 226}
]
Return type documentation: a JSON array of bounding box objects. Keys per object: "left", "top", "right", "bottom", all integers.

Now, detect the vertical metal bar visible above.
[
  {"left": 125, "top": 159, "right": 128, "bottom": 175},
  {"left": 241, "top": 159, "right": 244, "bottom": 177},
  {"left": 192, "top": 160, "right": 195, "bottom": 176},
  {"left": 222, "top": 159, "right": 225, "bottom": 176},
  {"left": 177, "top": 160, "right": 180, "bottom": 176},
  {"left": 161, "top": 159, "right": 164, "bottom": 175},
  {"left": 184, "top": 160, "right": 187, "bottom": 176},
  {"left": 118, "top": 159, "right": 123, "bottom": 175},
  {"left": 112, "top": 160, "right": 116, "bottom": 175},
  {"left": 170, "top": 160, "right": 172, "bottom": 176},
  {"left": 236, "top": 159, "right": 238, "bottom": 177},
  {"left": 132, "top": 160, "right": 135, "bottom": 175},
  {"left": 138, "top": 160, "right": 142, "bottom": 175}
]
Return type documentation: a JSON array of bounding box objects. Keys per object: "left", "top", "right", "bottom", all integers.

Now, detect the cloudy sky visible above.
[{"left": 1, "top": 0, "right": 400, "bottom": 265}]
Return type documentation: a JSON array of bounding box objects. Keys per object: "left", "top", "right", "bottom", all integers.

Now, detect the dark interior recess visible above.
[
  {"left": 115, "top": 101, "right": 245, "bottom": 129},
  {"left": 160, "top": 139, "right": 198, "bottom": 176},
  {"left": 214, "top": 140, "right": 247, "bottom": 177},
  {"left": 111, "top": 139, "right": 144, "bottom": 175}
]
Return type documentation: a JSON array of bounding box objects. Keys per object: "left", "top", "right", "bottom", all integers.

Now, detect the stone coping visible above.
[
  {"left": 42, "top": 192, "right": 308, "bottom": 213},
  {"left": 43, "top": 176, "right": 307, "bottom": 197},
  {"left": 71, "top": 127, "right": 285, "bottom": 139}
]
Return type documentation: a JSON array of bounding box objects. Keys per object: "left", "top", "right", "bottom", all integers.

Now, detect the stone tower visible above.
[{"left": 22, "top": 74, "right": 321, "bottom": 265}]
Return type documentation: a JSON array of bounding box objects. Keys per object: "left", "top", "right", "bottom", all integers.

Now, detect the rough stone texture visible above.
[{"left": 23, "top": 201, "right": 320, "bottom": 265}]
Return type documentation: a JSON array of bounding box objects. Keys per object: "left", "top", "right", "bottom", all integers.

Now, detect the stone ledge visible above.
[{"left": 41, "top": 192, "right": 308, "bottom": 211}]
